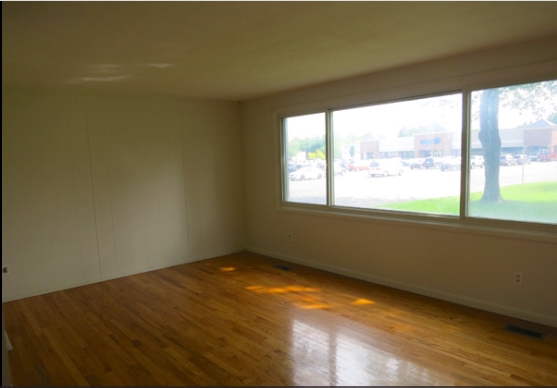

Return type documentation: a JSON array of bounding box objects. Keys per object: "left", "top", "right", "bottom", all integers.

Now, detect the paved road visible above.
[{"left": 287, "top": 161, "right": 557, "bottom": 207}]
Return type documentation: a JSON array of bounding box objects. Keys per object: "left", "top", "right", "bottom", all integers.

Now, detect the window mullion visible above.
[
  {"left": 460, "top": 90, "right": 471, "bottom": 220},
  {"left": 326, "top": 110, "right": 334, "bottom": 207},
  {"left": 280, "top": 117, "right": 289, "bottom": 203}
]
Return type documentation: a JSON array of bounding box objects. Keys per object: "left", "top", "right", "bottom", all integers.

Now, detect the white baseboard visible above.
[
  {"left": 1, "top": 250, "right": 242, "bottom": 303},
  {"left": 4, "top": 247, "right": 555, "bottom": 328},
  {"left": 245, "top": 246, "right": 557, "bottom": 328},
  {"left": 1, "top": 258, "right": 195, "bottom": 303}
]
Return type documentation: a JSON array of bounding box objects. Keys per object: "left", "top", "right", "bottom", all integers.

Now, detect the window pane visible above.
[
  {"left": 468, "top": 80, "right": 557, "bottom": 224},
  {"left": 332, "top": 94, "right": 462, "bottom": 215},
  {"left": 284, "top": 113, "right": 327, "bottom": 205}
]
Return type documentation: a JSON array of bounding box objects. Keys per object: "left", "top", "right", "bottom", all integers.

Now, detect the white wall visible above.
[
  {"left": 2, "top": 91, "right": 244, "bottom": 301},
  {"left": 242, "top": 37, "right": 557, "bottom": 327}
]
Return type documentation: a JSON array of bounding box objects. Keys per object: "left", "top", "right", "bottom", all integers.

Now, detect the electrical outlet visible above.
[
  {"left": 287, "top": 233, "right": 294, "bottom": 242},
  {"left": 514, "top": 272, "right": 522, "bottom": 286},
  {"left": 2, "top": 265, "right": 9, "bottom": 275}
]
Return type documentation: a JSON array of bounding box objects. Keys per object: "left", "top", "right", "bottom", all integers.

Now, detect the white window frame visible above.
[{"left": 273, "top": 63, "right": 557, "bottom": 243}]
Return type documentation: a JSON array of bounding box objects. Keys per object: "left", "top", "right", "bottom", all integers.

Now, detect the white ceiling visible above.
[{"left": 3, "top": 2, "right": 557, "bottom": 101}]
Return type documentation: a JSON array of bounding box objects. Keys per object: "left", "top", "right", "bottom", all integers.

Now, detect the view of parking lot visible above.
[
  {"left": 283, "top": 80, "right": 557, "bottom": 224},
  {"left": 286, "top": 160, "right": 557, "bottom": 211}
]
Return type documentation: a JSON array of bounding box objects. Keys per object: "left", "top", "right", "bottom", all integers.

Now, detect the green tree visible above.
[
  {"left": 398, "top": 126, "right": 419, "bottom": 138},
  {"left": 288, "top": 138, "right": 302, "bottom": 157},
  {"left": 288, "top": 136, "right": 325, "bottom": 159},
  {"left": 478, "top": 80, "right": 557, "bottom": 202},
  {"left": 500, "top": 81, "right": 557, "bottom": 117},
  {"left": 314, "top": 149, "right": 325, "bottom": 160},
  {"left": 478, "top": 89, "right": 502, "bottom": 202}
]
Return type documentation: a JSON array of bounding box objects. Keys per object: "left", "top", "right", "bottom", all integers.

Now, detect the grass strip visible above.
[{"left": 380, "top": 181, "right": 557, "bottom": 223}]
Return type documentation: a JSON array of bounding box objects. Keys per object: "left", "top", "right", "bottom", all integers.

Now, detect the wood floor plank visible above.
[
  {"left": 42, "top": 327, "right": 90, "bottom": 386},
  {"left": 4, "top": 251, "right": 557, "bottom": 386}
]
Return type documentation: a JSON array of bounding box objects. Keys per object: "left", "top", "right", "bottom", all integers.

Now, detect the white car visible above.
[
  {"left": 289, "top": 166, "right": 324, "bottom": 181},
  {"left": 470, "top": 155, "right": 484, "bottom": 168},
  {"left": 440, "top": 157, "right": 461, "bottom": 171},
  {"left": 369, "top": 159, "right": 404, "bottom": 177},
  {"left": 334, "top": 161, "right": 347, "bottom": 176}
]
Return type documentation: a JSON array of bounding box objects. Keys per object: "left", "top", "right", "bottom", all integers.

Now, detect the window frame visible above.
[
  {"left": 281, "top": 112, "right": 328, "bottom": 205},
  {"left": 327, "top": 91, "right": 465, "bottom": 212},
  {"left": 274, "top": 68, "right": 557, "bottom": 243}
]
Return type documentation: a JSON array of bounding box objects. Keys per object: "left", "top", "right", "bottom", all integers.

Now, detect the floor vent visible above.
[
  {"left": 273, "top": 265, "right": 292, "bottom": 271},
  {"left": 504, "top": 324, "right": 546, "bottom": 340}
]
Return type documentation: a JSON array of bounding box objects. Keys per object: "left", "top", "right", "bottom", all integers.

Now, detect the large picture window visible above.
[
  {"left": 332, "top": 94, "right": 462, "bottom": 214},
  {"left": 280, "top": 79, "right": 557, "bottom": 227},
  {"left": 467, "top": 81, "right": 557, "bottom": 224}
]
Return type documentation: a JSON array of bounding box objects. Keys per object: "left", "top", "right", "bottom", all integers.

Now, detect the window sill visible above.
[{"left": 278, "top": 202, "right": 557, "bottom": 244}]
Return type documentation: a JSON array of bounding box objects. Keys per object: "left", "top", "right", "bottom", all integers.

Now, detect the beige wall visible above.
[
  {"left": 242, "top": 38, "right": 557, "bottom": 327},
  {"left": 2, "top": 91, "right": 244, "bottom": 301}
]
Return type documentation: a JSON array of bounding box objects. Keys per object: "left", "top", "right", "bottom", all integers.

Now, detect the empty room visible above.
[{"left": 2, "top": 2, "right": 557, "bottom": 386}]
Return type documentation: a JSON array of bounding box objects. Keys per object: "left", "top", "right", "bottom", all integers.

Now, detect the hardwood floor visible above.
[{"left": 3, "top": 251, "right": 557, "bottom": 386}]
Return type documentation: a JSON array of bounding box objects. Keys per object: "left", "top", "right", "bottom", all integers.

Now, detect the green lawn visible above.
[{"left": 380, "top": 181, "right": 557, "bottom": 224}]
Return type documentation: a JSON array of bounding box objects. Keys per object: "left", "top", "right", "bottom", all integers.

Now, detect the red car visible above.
[
  {"left": 538, "top": 151, "right": 557, "bottom": 162},
  {"left": 347, "top": 160, "right": 371, "bottom": 171}
]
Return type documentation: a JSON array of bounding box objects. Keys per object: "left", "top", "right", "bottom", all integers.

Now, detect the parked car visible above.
[
  {"left": 512, "top": 154, "right": 531, "bottom": 165},
  {"left": 528, "top": 153, "right": 539, "bottom": 162},
  {"left": 537, "top": 150, "right": 557, "bottom": 162},
  {"left": 289, "top": 166, "right": 324, "bottom": 180},
  {"left": 346, "top": 160, "right": 369, "bottom": 171},
  {"left": 348, "top": 160, "right": 372, "bottom": 171},
  {"left": 440, "top": 157, "right": 461, "bottom": 171},
  {"left": 369, "top": 159, "right": 404, "bottom": 177},
  {"left": 333, "top": 161, "right": 347, "bottom": 175},
  {"left": 409, "top": 158, "right": 425, "bottom": 169},
  {"left": 470, "top": 155, "right": 484, "bottom": 168},
  {"left": 287, "top": 162, "right": 303, "bottom": 173},
  {"left": 314, "top": 161, "right": 326, "bottom": 171},
  {"left": 500, "top": 154, "right": 517, "bottom": 166},
  {"left": 424, "top": 157, "right": 441, "bottom": 169}
]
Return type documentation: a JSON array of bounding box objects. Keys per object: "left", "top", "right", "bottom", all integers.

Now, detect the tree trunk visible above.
[{"left": 478, "top": 89, "right": 503, "bottom": 202}]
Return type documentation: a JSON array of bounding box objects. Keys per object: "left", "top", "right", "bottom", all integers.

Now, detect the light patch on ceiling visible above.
[
  {"left": 89, "top": 64, "right": 121, "bottom": 74},
  {"left": 140, "top": 63, "right": 176, "bottom": 69},
  {"left": 69, "top": 63, "right": 174, "bottom": 85},
  {"left": 69, "top": 75, "right": 133, "bottom": 83}
]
